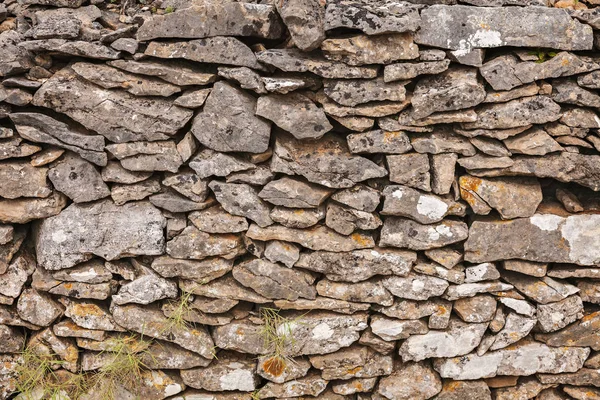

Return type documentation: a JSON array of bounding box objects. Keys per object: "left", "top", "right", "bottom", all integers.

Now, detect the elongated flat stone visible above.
[
  {"left": 325, "top": 0, "right": 421, "bottom": 34},
  {"left": 192, "top": 82, "right": 271, "bottom": 153},
  {"left": 416, "top": 5, "right": 593, "bottom": 51},
  {"left": 272, "top": 133, "right": 387, "bottom": 188},
  {"left": 257, "top": 48, "right": 378, "bottom": 79},
  {"left": 321, "top": 33, "right": 418, "bottom": 66},
  {"left": 32, "top": 68, "right": 192, "bottom": 143},
  {"left": 380, "top": 217, "right": 469, "bottom": 250},
  {"left": 246, "top": 224, "right": 374, "bottom": 252},
  {"left": 136, "top": 2, "right": 283, "bottom": 41},
  {"left": 465, "top": 213, "right": 600, "bottom": 265},
  {"left": 36, "top": 200, "right": 165, "bottom": 270},
  {"left": 433, "top": 340, "right": 589, "bottom": 380},
  {"left": 108, "top": 59, "right": 217, "bottom": 86}
]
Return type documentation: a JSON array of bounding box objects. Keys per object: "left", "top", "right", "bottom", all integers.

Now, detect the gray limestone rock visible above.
[
  {"left": 110, "top": 178, "right": 161, "bottom": 205},
  {"left": 465, "top": 213, "right": 600, "bottom": 265},
  {"left": 145, "top": 38, "right": 264, "bottom": 70},
  {"left": 411, "top": 67, "right": 486, "bottom": 119},
  {"left": 188, "top": 206, "right": 248, "bottom": 234},
  {"left": 270, "top": 206, "right": 326, "bottom": 229},
  {"left": 259, "top": 177, "right": 333, "bottom": 208},
  {"left": 325, "top": 202, "right": 382, "bottom": 235},
  {"left": 209, "top": 181, "right": 273, "bottom": 227},
  {"left": 137, "top": 2, "right": 283, "bottom": 41},
  {"left": 321, "top": 33, "right": 418, "bottom": 66},
  {"left": 384, "top": 60, "right": 450, "bottom": 82},
  {"left": 264, "top": 240, "right": 300, "bottom": 268},
  {"left": 233, "top": 258, "right": 316, "bottom": 300},
  {"left": 218, "top": 66, "right": 266, "bottom": 94},
  {"left": 433, "top": 339, "right": 589, "bottom": 379},
  {"left": 504, "top": 127, "right": 563, "bottom": 156},
  {"left": 295, "top": 247, "right": 416, "bottom": 282},
  {"left": 256, "top": 92, "right": 332, "bottom": 140},
  {"left": 309, "top": 344, "right": 393, "bottom": 380},
  {"left": 347, "top": 129, "right": 412, "bottom": 154},
  {"left": 181, "top": 352, "right": 259, "bottom": 391},
  {"left": 324, "top": 78, "right": 407, "bottom": 107},
  {"left": 192, "top": 82, "right": 271, "bottom": 153},
  {"left": 278, "top": 0, "right": 325, "bottom": 51},
  {"left": 108, "top": 59, "right": 217, "bottom": 86},
  {"left": 36, "top": 200, "right": 165, "bottom": 270},
  {"left": 166, "top": 226, "right": 245, "bottom": 260},
  {"left": 189, "top": 149, "right": 255, "bottom": 179},
  {"left": 330, "top": 185, "right": 380, "bottom": 212},
  {"left": 257, "top": 48, "right": 378, "bottom": 79},
  {"left": 416, "top": 5, "right": 593, "bottom": 51},
  {"left": 48, "top": 153, "right": 110, "bottom": 203},
  {"left": 105, "top": 141, "right": 183, "bottom": 173},
  {"left": 0, "top": 191, "right": 67, "bottom": 224},
  {"left": 387, "top": 153, "right": 431, "bottom": 191},
  {"left": 380, "top": 217, "right": 469, "bottom": 250},
  {"left": 9, "top": 112, "right": 106, "bottom": 166},
  {"left": 32, "top": 68, "right": 193, "bottom": 143},
  {"left": 0, "top": 161, "right": 51, "bottom": 199},
  {"left": 536, "top": 295, "right": 584, "bottom": 333},
  {"left": 246, "top": 223, "right": 375, "bottom": 252},
  {"left": 399, "top": 318, "right": 488, "bottom": 361},
  {"left": 0, "top": 31, "right": 34, "bottom": 77},
  {"left": 17, "top": 289, "right": 63, "bottom": 326},
  {"left": 324, "top": 0, "right": 422, "bottom": 34},
  {"left": 377, "top": 361, "right": 442, "bottom": 400},
  {"left": 317, "top": 279, "right": 393, "bottom": 306},
  {"left": 381, "top": 185, "right": 456, "bottom": 224},
  {"left": 458, "top": 175, "right": 542, "bottom": 219},
  {"left": 272, "top": 133, "right": 387, "bottom": 188},
  {"left": 20, "top": 39, "right": 120, "bottom": 60}
]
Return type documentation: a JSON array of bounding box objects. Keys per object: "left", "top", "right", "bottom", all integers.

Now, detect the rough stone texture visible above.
[{"left": 2, "top": 1, "right": 600, "bottom": 399}]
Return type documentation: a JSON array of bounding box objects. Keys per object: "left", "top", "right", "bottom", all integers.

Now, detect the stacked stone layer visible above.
[{"left": 2, "top": 0, "right": 600, "bottom": 399}]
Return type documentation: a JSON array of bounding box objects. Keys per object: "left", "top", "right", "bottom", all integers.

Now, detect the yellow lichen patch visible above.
[
  {"left": 262, "top": 356, "right": 286, "bottom": 377},
  {"left": 71, "top": 303, "right": 105, "bottom": 317},
  {"left": 350, "top": 232, "right": 372, "bottom": 247},
  {"left": 346, "top": 365, "right": 363, "bottom": 374}
]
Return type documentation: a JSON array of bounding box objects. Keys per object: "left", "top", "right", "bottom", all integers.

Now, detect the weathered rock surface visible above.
[
  {"left": 380, "top": 217, "right": 469, "bottom": 250},
  {"left": 321, "top": 33, "right": 418, "bottom": 66},
  {"left": 36, "top": 200, "right": 165, "bottom": 270}
]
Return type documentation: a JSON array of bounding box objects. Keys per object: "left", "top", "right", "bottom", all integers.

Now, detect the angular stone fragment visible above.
[
  {"left": 384, "top": 60, "right": 450, "bottom": 82},
  {"left": 481, "top": 53, "right": 600, "bottom": 91},
  {"left": 370, "top": 315, "right": 428, "bottom": 341},
  {"left": 310, "top": 344, "right": 393, "bottom": 380},
  {"left": 277, "top": 0, "right": 325, "bottom": 50},
  {"left": 10, "top": 112, "right": 106, "bottom": 166},
  {"left": 0, "top": 31, "right": 34, "bottom": 77},
  {"left": 192, "top": 82, "right": 271, "bottom": 153},
  {"left": 411, "top": 67, "right": 486, "bottom": 119},
  {"left": 113, "top": 270, "right": 177, "bottom": 306},
  {"left": 272, "top": 133, "right": 387, "bottom": 188},
  {"left": 151, "top": 255, "right": 232, "bottom": 282},
  {"left": 459, "top": 175, "right": 542, "bottom": 219},
  {"left": 382, "top": 273, "right": 449, "bottom": 300},
  {"left": 257, "top": 49, "right": 378, "bottom": 79},
  {"left": 504, "top": 127, "right": 563, "bottom": 156},
  {"left": 399, "top": 318, "right": 488, "bottom": 361},
  {"left": 347, "top": 129, "right": 411, "bottom": 155},
  {"left": 0, "top": 251, "right": 35, "bottom": 298},
  {"left": 416, "top": 5, "right": 593, "bottom": 51},
  {"left": 145, "top": 37, "right": 263, "bottom": 70},
  {"left": 536, "top": 311, "right": 600, "bottom": 350},
  {"left": 454, "top": 295, "right": 497, "bottom": 323},
  {"left": 233, "top": 259, "right": 316, "bottom": 301},
  {"left": 321, "top": 33, "right": 418, "bottom": 66},
  {"left": 434, "top": 340, "right": 590, "bottom": 379},
  {"left": 324, "top": 78, "right": 407, "bottom": 108},
  {"left": 33, "top": 68, "right": 193, "bottom": 143},
  {"left": 71, "top": 62, "right": 180, "bottom": 97},
  {"left": 380, "top": 217, "right": 468, "bottom": 250},
  {"left": 489, "top": 312, "right": 536, "bottom": 350},
  {"left": 17, "top": 289, "right": 63, "bottom": 326},
  {"left": 0, "top": 324, "right": 25, "bottom": 353},
  {"left": 257, "top": 372, "right": 327, "bottom": 398},
  {"left": 435, "top": 380, "right": 492, "bottom": 400},
  {"left": 136, "top": 2, "right": 283, "bottom": 41},
  {"left": 296, "top": 247, "right": 414, "bottom": 283},
  {"left": 377, "top": 361, "right": 442, "bottom": 400},
  {"left": 64, "top": 300, "right": 123, "bottom": 332},
  {"left": 387, "top": 153, "right": 431, "bottom": 191},
  {"left": 259, "top": 177, "right": 332, "bottom": 209},
  {"left": 189, "top": 149, "right": 255, "bottom": 179},
  {"left": 0, "top": 191, "right": 67, "bottom": 224},
  {"left": 20, "top": 39, "right": 120, "bottom": 60},
  {"left": 465, "top": 213, "right": 600, "bottom": 265},
  {"left": 181, "top": 352, "right": 258, "bottom": 391},
  {"left": 246, "top": 224, "right": 374, "bottom": 252},
  {"left": 189, "top": 206, "right": 248, "bottom": 234},
  {"left": 264, "top": 241, "right": 300, "bottom": 268},
  {"left": 262, "top": 74, "right": 321, "bottom": 94},
  {"left": 167, "top": 226, "right": 244, "bottom": 260},
  {"left": 219, "top": 66, "right": 266, "bottom": 94},
  {"left": 256, "top": 92, "right": 331, "bottom": 140},
  {"left": 274, "top": 297, "right": 370, "bottom": 315},
  {"left": 174, "top": 88, "right": 211, "bottom": 108},
  {"left": 214, "top": 311, "right": 368, "bottom": 356},
  {"left": 0, "top": 161, "right": 50, "bottom": 199},
  {"left": 0, "top": 137, "right": 39, "bottom": 161},
  {"left": 48, "top": 153, "right": 109, "bottom": 203},
  {"left": 209, "top": 181, "right": 272, "bottom": 227},
  {"left": 112, "top": 304, "right": 214, "bottom": 358},
  {"left": 325, "top": 202, "right": 381, "bottom": 235},
  {"left": 270, "top": 206, "right": 325, "bottom": 229},
  {"left": 325, "top": 0, "right": 422, "bottom": 34},
  {"left": 317, "top": 90, "right": 410, "bottom": 118},
  {"left": 105, "top": 141, "right": 182, "bottom": 173},
  {"left": 536, "top": 295, "right": 583, "bottom": 333},
  {"left": 330, "top": 185, "right": 380, "bottom": 212},
  {"left": 444, "top": 282, "right": 514, "bottom": 301},
  {"left": 317, "top": 279, "right": 393, "bottom": 306},
  {"left": 181, "top": 276, "right": 269, "bottom": 304},
  {"left": 381, "top": 185, "right": 455, "bottom": 224},
  {"left": 377, "top": 299, "right": 452, "bottom": 329},
  {"left": 108, "top": 59, "right": 217, "bottom": 86}
]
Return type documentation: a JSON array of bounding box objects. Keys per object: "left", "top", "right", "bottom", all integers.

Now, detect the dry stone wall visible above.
[{"left": 2, "top": 0, "right": 600, "bottom": 398}]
